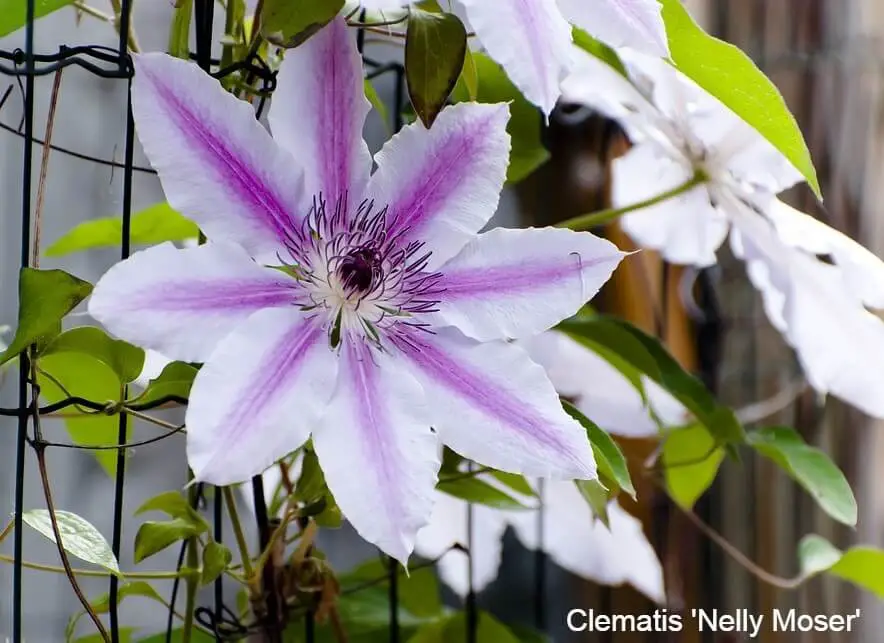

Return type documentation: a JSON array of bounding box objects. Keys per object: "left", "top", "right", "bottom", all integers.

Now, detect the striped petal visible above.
[
  {"left": 131, "top": 53, "right": 304, "bottom": 261},
  {"left": 459, "top": 0, "right": 574, "bottom": 115},
  {"left": 187, "top": 309, "right": 337, "bottom": 485},
  {"left": 394, "top": 328, "right": 596, "bottom": 480},
  {"left": 88, "top": 242, "right": 299, "bottom": 363},
  {"left": 313, "top": 341, "right": 440, "bottom": 564},
  {"left": 430, "top": 226, "right": 625, "bottom": 341},
  {"left": 269, "top": 17, "right": 372, "bottom": 208},
  {"left": 558, "top": 0, "right": 669, "bottom": 57},
  {"left": 368, "top": 102, "right": 511, "bottom": 269}
]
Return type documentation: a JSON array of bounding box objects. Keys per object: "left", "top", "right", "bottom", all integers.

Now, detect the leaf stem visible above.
[
  {"left": 181, "top": 475, "right": 200, "bottom": 643},
  {"left": 72, "top": 1, "right": 114, "bottom": 22},
  {"left": 224, "top": 486, "right": 255, "bottom": 581},
  {"left": 107, "top": 0, "right": 140, "bottom": 52},
  {"left": 557, "top": 173, "right": 706, "bottom": 231},
  {"left": 0, "top": 554, "right": 189, "bottom": 579}
]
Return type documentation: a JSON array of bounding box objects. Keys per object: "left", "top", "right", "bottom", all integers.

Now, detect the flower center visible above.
[{"left": 284, "top": 195, "right": 443, "bottom": 348}]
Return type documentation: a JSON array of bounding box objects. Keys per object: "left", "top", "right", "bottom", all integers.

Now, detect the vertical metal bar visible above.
[
  {"left": 389, "top": 557, "right": 399, "bottom": 643},
  {"left": 252, "top": 475, "right": 282, "bottom": 643},
  {"left": 12, "top": 0, "right": 36, "bottom": 639},
  {"left": 465, "top": 464, "right": 477, "bottom": 643},
  {"left": 108, "top": 2, "right": 135, "bottom": 638},
  {"left": 533, "top": 479, "right": 546, "bottom": 632}
]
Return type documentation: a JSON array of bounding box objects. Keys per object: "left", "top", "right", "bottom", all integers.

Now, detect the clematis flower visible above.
[
  {"left": 560, "top": 48, "right": 884, "bottom": 418},
  {"left": 87, "top": 18, "right": 626, "bottom": 562},
  {"left": 359, "top": 0, "right": 668, "bottom": 115}
]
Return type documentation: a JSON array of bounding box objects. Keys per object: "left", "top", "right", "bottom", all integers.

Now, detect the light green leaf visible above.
[
  {"left": 797, "top": 535, "right": 884, "bottom": 599},
  {"left": 364, "top": 78, "right": 390, "bottom": 133},
  {"left": 489, "top": 471, "right": 536, "bottom": 498},
  {"left": 45, "top": 202, "right": 199, "bottom": 257},
  {"left": 201, "top": 541, "right": 233, "bottom": 585},
  {"left": 662, "top": 424, "right": 724, "bottom": 509},
  {"left": 0, "top": 0, "right": 76, "bottom": 37},
  {"left": 38, "top": 352, "right": 125, "bottom": 475},
  {"left": 136, "top": 490, "right": 209, "bottom": 531},
  {"left": 405, "top": 8, "right": 467, "bottom": 128},
  {"left": 452, "top": 53, "right": 549, "bottom": 183},
  {"left": 134, "top": 519, "right": 205, "bottom": 564},
  {"left": 0, "top": 268, "right": 92, "bottom": 366},
  {"left": 260, "top": 0, "right": 344, "bottom": 48},
  {"left": 341, "top": 558, "right": 442, "bottom": 619},
  {"left": 74, "top": 629, "right": 136, "bottom": 643},
  {"left": 460, "top": 47, "right": 479, "bottom": 101},
  {"left": 560, "top": 317, "right": 745, "bottom": 447},
  {"left": 748, "top": 426, "right": 857, "bottom": 526},
  {"left": 42, "top": 326, "right": 145, "bottom": 385},
  {"left": 136, "top": 629, "right": 215, "bottom": 643},
  {"left": 563, "top": 400, "right": 635, "bottom": 498},
  {"left": 90, "top": 581, "right": 164, "bottom": 613},
  {"left": 660, "top": 0, "right": 820, "bottom": 198},
  {"left": 22, "top": 509, "right": 120, "bottom": 575},
  {"left": 133, "top": 361, "right": 197, "bottom": 406},
  {"left": 167, "top": 0, "right": 193, "bottom": 59},
  {"left": 572, "top": 27, "right": 627, "bottom": 77},
  {"left": 438, "top": 475, "right": 532, "bottom": 510},
  {"left": 575, "top": 479, "right": 611, "bottom": 528}
]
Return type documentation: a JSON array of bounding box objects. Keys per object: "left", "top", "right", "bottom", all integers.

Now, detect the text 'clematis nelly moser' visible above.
[
  {"left": 562, "top": 47, "right": 884, "bottom": 419},
  {"left": 87, "top": 18, "right": 626, "bottom": 563},
  {"left": 360, "top": 0, "right": 668, "bottom": 115}
]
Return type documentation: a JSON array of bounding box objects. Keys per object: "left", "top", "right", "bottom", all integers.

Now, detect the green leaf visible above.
[
  {"left": 136, "top": 629, "right": 215, "bottom": 643},
  {"left": 340, "top": 558, "right": 442, "bottom": 619},
  {"left": 747, "top": 426, "right": 857, "bottom": 526},
  {"left": 405, "top": 8, "right": 467, "bottom": 128},
  {"left": 45, "top": 202, "right": 199, "bottom": 257},
  {"left": 560, "top": 317, "right": 745, "bottom": 447},
  {"left": 74, "top": 629, "right": 136, "bottom": 643},
  {"left": 797, "top": 535, "right": 884, "bottom": 599},
  {"left": 292, "top": 448, "right": 343, "bottom": 527},
  {"left": 136, "top": 490, "right": 209, "bottom": 531},
  {"left": 572, "top": 27, "right": 627, "bottom": 77},
  {"left": 134, "top": 360, "right": 197, "bottom": 405},
  {"left": 563, "top": 400, "right": 635, "bottom": 498},
  {"left": 460, "top": 47, "right": 479, "bottom": 101},
  {"left": 38, "top": 352, "right": 125, "bottom": 475},
  {"left": 662, "top": 424, "right": 725, "bottom": 509},
  {"left": 452, "top": 53, "right": 549, "bottom": 183},
  {"left": 89, "top": 581, "right": 164, "bottom": 613},
  {"left": 364, "top": 78, "right": 390, "bottom": 133},
  {"left": 0, "top": 0, "right": 76, "bottom": 37},
  {"left": 660, "top": 0, "right": 820, "bottom": 198},
  {"left": 201, "top": 541, "right": 233, "bottom": 585},
  {"left": 134, "top": 518, "right": 204, "bottom": 564},
  {"left": 42, "top": 326, "right": 145, "bottom": 385},
  {"left": 260, "top": 0, "right": 344, "bottom": 48},
  {"left": 438, "top": 475, "right": 532, "bottom": 510},
  {"left": 575, "top": 479, "right": 611, "bottom": 527},
  {"left": 167, "top": 0, "right": 193, "bottom": 59},
  {"left": 408, "top": 611, "right": 520, "bottom": 643},
  {"left": 0, "top": 268, "right": 92, "bottom": 366},
  {"left": 22, "top": 509, "right": 120, "bottom": 575},
  {"left": 489, "top": 471, "right": 536, "bottom": 498}
]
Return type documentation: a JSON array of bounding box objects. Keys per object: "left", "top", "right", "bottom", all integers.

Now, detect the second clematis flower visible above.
[{"left": 88, "top": 18, "right": 626, "bottom": 563}]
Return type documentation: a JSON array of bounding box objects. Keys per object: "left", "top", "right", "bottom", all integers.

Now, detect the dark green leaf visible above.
[
  {"left": 660, "top": 0, "right": 820, "bottom": 198},
  {"left": 405, "top": 8, "right": 467, "bottom": 128},
  {"left": 0, "top": 268, "right": 92, "bottom": 366},
  {"left": 136, "top": 629, "right": 215, "bottom": 643},
  {"left": 438, "top": 475, "right": 532, "bottom": 510},
  {"left": 408, "top": 611, "right": 520, "bottom": 642},
  {"left": 133, "top": 360, "right": 197, "bottom": 406},
  {"left": 489, "top": 471, "right": 536, "bottom": 498},
  {"left": 134, "top": 519, "right": 204, "bottom": 563},
  {"left": 797, "top": 535, "right": 884, "bottom": 599},
  {"left": 575, "top": 479, "right": 611, "bottom": 527},
  {"left": 0, "top": 0, "right": 76, "bottom": 37},
  {"left": 748, "top": 426, "right": 857, "bottom": 526},
  {"left": 38, "top": 353, "right": 125, "bottom": 475},
  {"left": 292, "top": 449, "right": 343, "bottom": 527},
  {"left": 340, "top": 558, "right": 442, "bottom": 618},
  {"left": 74, "top": 629, "right": 136, "bottom": 643},
  {"left": 563, "top": 400, "right": 635, "bottom": 498},
  {"left": 662, "top": 424, "right": 724, "bottom": 509},
  {"left": 167, "top": 0, "right": 193, "bottom": 59},
  {"left": 260, "top": 0, "right": 344, "bottom": 48},
  {"left": 22, "top": 509, "right": 120, "bottom": 575},
  {"left": 136, "top": 490, "right": 209, "bottom": 531},
  {"left": 460, "top": 47, "right": 478, "bottom": 101},
  {"left": 45, "top": 202, "right": 199, "bottom": 257},
  {"left": 42, "top": 326, "right": 145, "bottom": 385},
  {"left": 89, "top": 581, "right": 164, "bottom": 613},
  {"left": 201, "top": 541, "right": 233, "bottom": 585},
  {"left": 452, "top": 53, "right": 549, "bottom": 183}
]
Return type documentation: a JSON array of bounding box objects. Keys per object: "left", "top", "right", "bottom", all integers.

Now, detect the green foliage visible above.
[
  {"left": 136, "top": 630, "right": 215, "bottom": 643},
  {"left": 133, "top": 360, "right": 198, "bottom": 406},
  {"left": 798, "top": 536, "right": 884, "bottom": 599},
  {"left": 437, "top": 475, "right": 531, "bottom": 510},
  {"left": 662, "top": 424, "right": 724, "bottom": 509},
  {"left": 572, "top": 27, "right": 627, "bottom": 77},
  {"left": 660, "top": 0, "right": 820, "bottom": 198},
  {"left": 563, "top": 400, "right": 635, "bottom": 498},
  {"left": 260, "top": 0, "right": 344, "bottom": 48},
  {"left": 22, "top": 509, "right": 120, "bottom": 575},
  {"left": 364, "top": 78, "right": 390, "bottom": 133},
  {"left": 405, "top": 8, "right": 467, "bottom": 128},
  {"left": 560, "top": 316, "right": 745, "bottom": 448},
  {"left": 0, "top": 0, "right": 75, "bottom": 37},
  {"left": 38, "top": 352, "right": 126, "bottom": 475},
  {"left": 748, "top": 427, "right": 857, "bottom": 526},
  {"left": 136, "top": 490, "right": 210, "bottom": 530},
  {"left": 201, "top": 541, "right": 233, "bottom": 585},
  {"left": 451, "top": 53, "right": 549, "bottom": 184},
  {"left": 133, "top": 519, "right": 206, "bottom": 564},
  {"left": 0, "top": 267, "right": 92, "bottom": 366},
  {"left": 294, "top": 448, "right": 344, "bottom": 527},
  {"left": 73, "top": 629, "right": 136, "bottom": 643},
  {"left": 340, "top": 558, "right": 443, "bottom": 619},
  {"left": 42, "top": 326, "right": 145, "bottom": 385},
  {"left": 575, "top": 478, "right": 612, "bottom": 527},
  {"left": 408, "top": 611, "right": 521, "bottom": 642},
  {"left": 45, "top": 202, "right": 198, "bottom": 257},
  {"left": 167, "top": 0, "right": 193, "bottom": 59}
]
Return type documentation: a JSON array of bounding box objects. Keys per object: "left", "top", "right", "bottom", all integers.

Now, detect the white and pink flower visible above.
[{"left": 87, "top": 18, "right": 626, "bottom": 563}]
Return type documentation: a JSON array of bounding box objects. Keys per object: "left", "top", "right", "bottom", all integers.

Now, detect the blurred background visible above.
[{"left": 2, "top": 0, "right": 884, "bottom": 641}]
